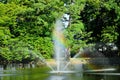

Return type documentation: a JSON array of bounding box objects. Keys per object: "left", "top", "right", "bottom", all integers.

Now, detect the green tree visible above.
[
  {"left": 80, "top": 0, "right": 119, "bottom": 43},
  {"left": 101, "top": 26, "right": 118, "bottom": 42},
  {"left": 64, "top": 0, "right": 92, "bottom": 55},
  {"left": 1, "top": 0, "right": 120, "bottom": 62},
  {"left": 0, "top": 0, "right": 66, "bottom": 61},
  {"left": 11, "top": 0, "right": 65, "bottom": 37}
]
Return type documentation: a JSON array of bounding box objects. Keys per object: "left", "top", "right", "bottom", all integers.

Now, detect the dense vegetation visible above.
[{"left": 0, "top": 0, "right": 120, "bottom": 63}]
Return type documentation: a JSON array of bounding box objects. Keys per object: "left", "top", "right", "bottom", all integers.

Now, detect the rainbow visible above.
[{"left": 53, "top": 30, "right": 67, "bottom": 48}]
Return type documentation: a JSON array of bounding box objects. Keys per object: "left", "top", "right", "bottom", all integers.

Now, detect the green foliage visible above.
[
  {"left": 33, "top": 37, "right": 53, "bottom": 59},
  {"left": 64, "top": 0, "right": 92, "bottom": 54},
  {"left": 69, "top": 0, "right": 86, "bottom": 21},
  {"left": 101, "top": 26, "right": 119, "bottom": 42},
  {"left": 0, "top": 36, "right": 53, "bottom": 61},
  {"left": 0, "top": 27, "right": 11, "bottom": 48},
  {"left": 65, "top": 21, "right": 92, "bottom": 54},
  {"left": 21, "top": 36, "right": 54, "bottom": 59},
  {"left": 81, "top": 0, "right": 119, "bottom": 43},
  {"left": 0, "top": 38, "right": 31, "bottom": 61},
  {"left": 12, "top": 0, "right": 65, "bottom": 37},
  {"left": 0, "top": 2, "right": 26, "bottom": 26},
  {"left": 0, "top": 0, "right": 64, "bottom": 61},
  {"left": 0, "top": 0, "right": 120, "bottom": 62}
]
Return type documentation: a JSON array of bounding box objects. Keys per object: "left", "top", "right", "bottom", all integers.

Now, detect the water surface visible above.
[{"left": 0, "top": 67, "right": 120, "bottom": 80}]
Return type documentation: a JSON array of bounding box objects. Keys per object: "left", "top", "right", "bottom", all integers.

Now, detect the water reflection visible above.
[
  {"left": 47, "top": 75, "right": 67, "bottom": 80},
  {"left": 46, "top": 69, "right": 85, "bottom": 80},
  {"left": 47, "top": 73, "right": 83, "bottom": 80},
  {"left": 0, "top": 67, "right": 120, "bottom": 80}
]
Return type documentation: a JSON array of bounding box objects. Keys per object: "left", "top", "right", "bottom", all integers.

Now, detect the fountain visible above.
[
  {"left": 50, "top": 14, "right": 76, "bottom": 73},
  {"left": 49, "top": 12, "right": 85, "bottom": 74}
]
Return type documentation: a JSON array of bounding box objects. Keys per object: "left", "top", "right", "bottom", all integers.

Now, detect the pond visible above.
[{"left": 0, "top": 66, "right": 120, "bottom": 80}]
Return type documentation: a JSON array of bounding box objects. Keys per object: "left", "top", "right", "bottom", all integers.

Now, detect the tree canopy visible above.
[{"left": 0, "top": 0, "right": 120, "bottom": 63}]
